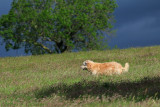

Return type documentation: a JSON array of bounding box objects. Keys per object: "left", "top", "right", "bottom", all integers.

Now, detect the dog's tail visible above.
[{"left": 123, "top": 63, "right": 129, "bottom": 72}]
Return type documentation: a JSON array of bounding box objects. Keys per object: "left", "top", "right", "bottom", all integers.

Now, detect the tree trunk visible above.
[{"left": 55, "top": 40, "right": 67, "bottom": 53}]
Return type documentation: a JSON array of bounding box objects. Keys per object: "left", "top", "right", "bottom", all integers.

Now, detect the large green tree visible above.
[{"left": 0, "top": 0, "right": 117, "bottom": 55}]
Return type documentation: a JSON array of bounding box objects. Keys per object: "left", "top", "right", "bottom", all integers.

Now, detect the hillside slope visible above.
[{"left": 0, "top": 46, "right": 160, "bottom": 106}]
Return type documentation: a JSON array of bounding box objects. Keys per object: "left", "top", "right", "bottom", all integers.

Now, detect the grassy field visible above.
[{"left": 0, "top": 46, "right": 160, "bottom": 107}]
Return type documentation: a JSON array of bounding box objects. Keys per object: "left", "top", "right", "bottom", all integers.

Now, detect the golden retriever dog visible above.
[{"left": 81, "top": 60, "right": 129, "bottom": 76}]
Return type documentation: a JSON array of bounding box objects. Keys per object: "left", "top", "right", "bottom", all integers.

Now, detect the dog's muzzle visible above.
[{"left": 81, "top": 65, "right": 87, "bottom": 70}]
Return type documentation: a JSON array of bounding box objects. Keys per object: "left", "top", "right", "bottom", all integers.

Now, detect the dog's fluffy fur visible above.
[{"left": 81, "top": 60, "right": 129, "bottom": 76}]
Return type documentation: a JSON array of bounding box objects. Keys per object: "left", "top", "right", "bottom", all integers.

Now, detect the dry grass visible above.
[{"left": 0, "top": 46, "right": 160, "bottom": 106}]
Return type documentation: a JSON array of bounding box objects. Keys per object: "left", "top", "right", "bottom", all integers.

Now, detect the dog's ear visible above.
[
  {"left": 84, "top": 60, "right": 90, "bottom": 65},
  {"left": 85, "top": 60, "right": 92, "bottom": 68},
  {"left": 83, "top": 60, "right": 89, "bottom": 65},
  {"left": 83, "top": 60, "right": 93, "bottom": 66}
]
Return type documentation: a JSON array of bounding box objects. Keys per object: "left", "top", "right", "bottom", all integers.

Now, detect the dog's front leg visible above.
[
  {"left": 92, "top": 70, "right": 97, "bottom": 75},
  {"left": 91, "top": 70, "right": 99, "bottom": 78}
]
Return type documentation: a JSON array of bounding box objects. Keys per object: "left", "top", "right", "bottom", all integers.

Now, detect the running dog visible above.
[{"left": 81, "top": 60, "right": 129, "bottom": 76}]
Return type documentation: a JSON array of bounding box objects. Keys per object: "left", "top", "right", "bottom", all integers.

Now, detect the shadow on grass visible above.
[{"left": 34, "top": 77, "right": 160, "bottom": 101}]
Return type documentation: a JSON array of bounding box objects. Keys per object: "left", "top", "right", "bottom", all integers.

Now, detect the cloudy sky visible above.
[
  {"left": 0, "top": 0, "right": 160, "bottom": 57},
  {"left": 108, "top": 0, "right": 160, "bottom": 48}
]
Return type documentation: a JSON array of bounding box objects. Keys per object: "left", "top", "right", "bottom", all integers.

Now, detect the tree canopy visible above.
[{"left": 0, "top": 0, "right": 117, "bottom": 55}]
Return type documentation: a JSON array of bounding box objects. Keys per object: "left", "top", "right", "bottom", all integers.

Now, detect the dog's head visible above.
[{"left": 81, "top": 60, "right": 93, "bottom": 70}]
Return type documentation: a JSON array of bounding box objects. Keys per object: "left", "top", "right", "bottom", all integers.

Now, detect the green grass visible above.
[{"left": 1, "top": 46, "right": 160, "bottom": 107}]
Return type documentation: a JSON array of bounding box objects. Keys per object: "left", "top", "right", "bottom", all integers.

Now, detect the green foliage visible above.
[{"left": 0, "top": 0, "right": 117, "bottom": 55}]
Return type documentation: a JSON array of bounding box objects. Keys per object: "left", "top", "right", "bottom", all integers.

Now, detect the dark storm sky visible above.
[
  {"left": 108, "top": 0, "right": 160, "bottom": 48},
  {"left": 0, "top": 0, "right": 160, "bottom": 57}
]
